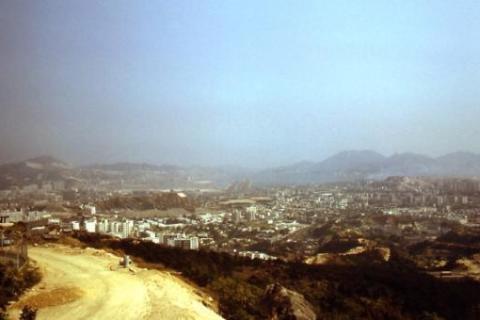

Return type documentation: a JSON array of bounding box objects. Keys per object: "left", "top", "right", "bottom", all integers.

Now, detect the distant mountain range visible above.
[
  {"left": 0, "top": 156, "right": 74, "bottom": 190},
  {"left": 254, "top": 151, "right": 480, "bottom": 185},
  {"left": 0, "top": 156, "right": 251, "bottom": 190},
  {"left": 1, "top": 151, "right": 480, "bottom": 189}
]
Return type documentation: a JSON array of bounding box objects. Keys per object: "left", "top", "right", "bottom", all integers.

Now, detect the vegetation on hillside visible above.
[
  {"left": 98, "top": 192, "right": 196, "bottom": 212},
  {"left": 75, "top": 233, "right": 480, "bottom": 320},
  {"left": 0, "top": 263, "right": 41, "bottom": 319}
]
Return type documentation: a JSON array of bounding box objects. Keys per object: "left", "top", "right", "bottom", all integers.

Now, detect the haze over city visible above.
[
  {"left": 1, "top": 0, "right": 479, "bottom": 167},
  {"left": 4, "top": 2, "right": 480, "bottom": 320}
]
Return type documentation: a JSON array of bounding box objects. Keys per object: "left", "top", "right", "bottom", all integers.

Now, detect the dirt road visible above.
[{"left": 8, "top": 245, "right": 223, "bottom": 320}]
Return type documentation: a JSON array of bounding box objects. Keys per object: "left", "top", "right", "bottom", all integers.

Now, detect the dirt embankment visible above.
[{"left": 8, "top": 245, "right": 223, "bottom": 320}]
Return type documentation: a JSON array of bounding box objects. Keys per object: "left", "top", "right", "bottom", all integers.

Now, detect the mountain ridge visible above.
[
  {"left": 254, "top": 150, "right": 480, "bottom": 185},
  {"left": 1, "top": 150, "right": 480, "bottom": 189}
]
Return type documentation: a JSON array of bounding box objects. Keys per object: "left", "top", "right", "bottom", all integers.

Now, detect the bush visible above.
[
  {"left": 0, "top": 263, "right": 41, "bottom": 312},
  {"left": 20, "top": 306, "right": 37, "bottom": 320}
]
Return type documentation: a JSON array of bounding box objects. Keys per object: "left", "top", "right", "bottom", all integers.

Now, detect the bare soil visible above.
[{"left": 8, "top": 244, "right": 223, "bottom": 320}]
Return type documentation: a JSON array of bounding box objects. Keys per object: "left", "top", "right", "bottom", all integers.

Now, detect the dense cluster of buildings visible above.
[{"left": 1, "top": 176, "right": 480, "bottom": 263}]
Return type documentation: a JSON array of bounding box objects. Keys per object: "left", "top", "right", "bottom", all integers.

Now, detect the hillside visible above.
[
  {"left": 75, "top": 233, "right": 480, "bottom": 320},
  {"left": 0, "top": 156, "right": 73, "bottom": 190},
  {"left": 2, "top": 151, "right": 480, "bottom": 190},
  {"left": 255, "top": 151, "right": 480, "bottom": 185},
  {"left": 97, "top": 192, "right": 196, "bottom": 212}
]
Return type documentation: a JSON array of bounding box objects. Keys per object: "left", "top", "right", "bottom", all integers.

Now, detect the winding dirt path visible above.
[{"left": 8, "top": 245, "right": 223, "bottom": 320}]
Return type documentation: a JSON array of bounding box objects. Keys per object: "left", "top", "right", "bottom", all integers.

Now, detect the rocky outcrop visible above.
[{"left": 262, "top": 283, "right": 316, "bottom": 320}]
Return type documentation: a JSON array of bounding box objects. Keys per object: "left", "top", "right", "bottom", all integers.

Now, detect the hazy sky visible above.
[{"left": 0, "top": 1, "right": 479, "bottom": 167}]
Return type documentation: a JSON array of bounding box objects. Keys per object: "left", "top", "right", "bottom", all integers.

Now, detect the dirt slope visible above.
[{"left": 8, "top": 245, "right": 223, "bottom": 320}]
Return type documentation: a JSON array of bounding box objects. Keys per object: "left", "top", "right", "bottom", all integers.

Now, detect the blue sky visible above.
[{"left": 0, "top": 1, "right": 479, "bottom": 167}]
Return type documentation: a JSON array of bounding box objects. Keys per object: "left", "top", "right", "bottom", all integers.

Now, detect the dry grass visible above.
[{"left": 15, "top": 287, "right": 83, "bottom": 309}]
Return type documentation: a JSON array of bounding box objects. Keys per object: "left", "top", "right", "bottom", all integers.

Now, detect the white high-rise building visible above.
[
  {"left": 121, "top": 220, "right": 134, "bottom": 238},
  {"left": 190, "top": 237, "right": 199, "bottom": 250},
  {"left": 96, "top": 219, "right": 108, "bottom": 233},
  {"left": 110, "top": 221, "right": 121, "bottom": 234},
  {"left": 71, "top": 221, "right": 80, "bottom": 231},
  {"left": 246, "top": 206, "right": 257, "bottom": 221},
  {"left": 84, "top": 220, "right": 96, "bottom": 233}
]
